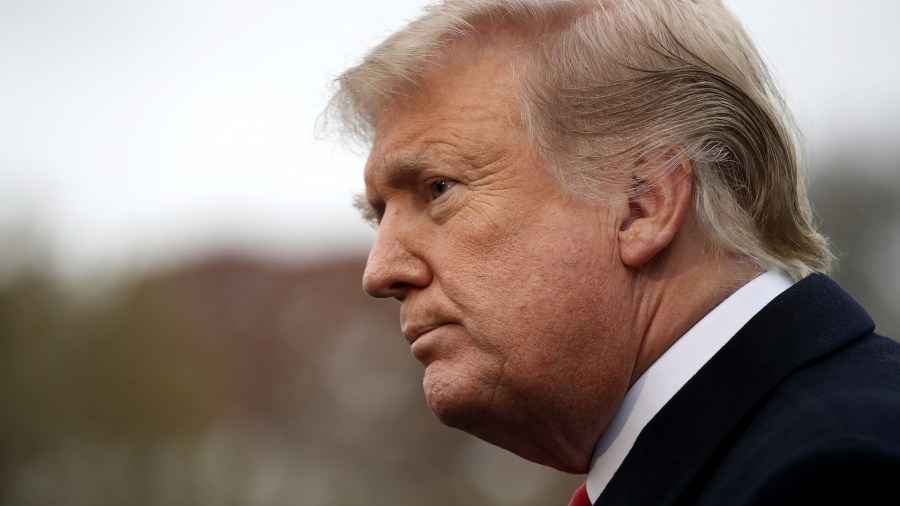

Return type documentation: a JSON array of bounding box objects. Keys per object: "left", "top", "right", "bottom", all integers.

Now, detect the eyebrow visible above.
[
  {"left": 378, "top": 151, "right": 434, "bottom": 186},
  {"left": 353, "top": 191, "right": 379, "bottom": 226},
  {"left": 356, "top": 151, "right": 437, "bottom": 226}
]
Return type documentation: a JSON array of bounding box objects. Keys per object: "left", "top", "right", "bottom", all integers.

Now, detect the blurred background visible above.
[{"left": 1, "top": 1, "right": 898, "bottom": 505}]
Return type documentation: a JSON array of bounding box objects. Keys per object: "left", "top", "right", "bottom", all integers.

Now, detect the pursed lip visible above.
[{"left": 401, "top": 322, "right": 443, "bottom": 345}]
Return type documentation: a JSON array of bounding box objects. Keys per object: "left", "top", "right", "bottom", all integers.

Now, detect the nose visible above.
[{"left": 362, "top": 216, "right": 432, "bottom": 300}]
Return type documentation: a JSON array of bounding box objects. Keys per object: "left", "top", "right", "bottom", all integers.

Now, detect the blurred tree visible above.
[
  {"left": 0, "top": 269, "right": 226, "bottom": 505},
  {"left": 0, "top": 253, "right": 581, "bottom": 506}
]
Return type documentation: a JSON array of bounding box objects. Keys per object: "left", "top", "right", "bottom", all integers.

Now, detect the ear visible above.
[{"left": 618, "top": 153, "right": 693, "bottom": 268}]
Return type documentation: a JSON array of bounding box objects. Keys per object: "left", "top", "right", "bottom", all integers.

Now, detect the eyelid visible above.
[{"left": 425, "top": 177, "right": 457, "bottom": 200}]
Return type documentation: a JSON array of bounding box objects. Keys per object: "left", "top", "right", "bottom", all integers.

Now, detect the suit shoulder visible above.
[
  {"left": 697, "top": 333, "right": 900, "bottom": 505},
  {"left": 790, "top": 332, "right": 900, "bottom": 428},
  {"left": 731, "top": 440, "right": 900, "bottom": 505},
  {"left": 757, "top": 331, "right": 900, "bottom": 451}
]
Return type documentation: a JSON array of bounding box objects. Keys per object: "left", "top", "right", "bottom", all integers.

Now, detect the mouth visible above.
[{"left": 402, "top": 323, "right": 443, "bottom": 345}]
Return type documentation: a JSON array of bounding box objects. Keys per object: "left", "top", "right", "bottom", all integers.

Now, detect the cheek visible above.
[
  {"left": 454, "top": 232, "right": 618, "bottom": 347},
  {"left": 435, "top": 198, "right": 624, "bottom": 349}
]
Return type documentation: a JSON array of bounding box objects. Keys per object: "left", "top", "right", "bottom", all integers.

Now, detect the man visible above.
[{"left": 327, "top": 0, "right": 900, "bottom": 504}]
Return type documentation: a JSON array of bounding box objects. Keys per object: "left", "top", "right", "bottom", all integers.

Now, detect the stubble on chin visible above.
[{"left": 420, "top": 358, "right": 500, "bottom": 432}]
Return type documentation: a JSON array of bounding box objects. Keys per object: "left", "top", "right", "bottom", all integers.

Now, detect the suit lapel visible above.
[{"left": 596, "top": 274, "right": 875, "bottom": 506}]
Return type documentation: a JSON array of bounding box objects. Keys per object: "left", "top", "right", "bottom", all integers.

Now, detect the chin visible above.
[
  {"left": 423, "top": 363, "right": 600, "bottom": 473},
  {"left": 421, "top": 364, "right": 492, "bottom": 431}
]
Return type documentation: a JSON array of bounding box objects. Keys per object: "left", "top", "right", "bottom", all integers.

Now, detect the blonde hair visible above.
[{"left": 326, "top": 0, "right": 832, "bottom": 279}]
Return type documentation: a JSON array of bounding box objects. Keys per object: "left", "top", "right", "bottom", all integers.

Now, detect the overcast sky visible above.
[{"left": 1, "top": 0, "right": 899, "bottom": 280}]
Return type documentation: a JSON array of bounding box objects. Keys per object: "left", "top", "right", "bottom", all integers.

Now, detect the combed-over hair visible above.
[{"left": 326, "top": 0, "right": 833, "bottom": 279}]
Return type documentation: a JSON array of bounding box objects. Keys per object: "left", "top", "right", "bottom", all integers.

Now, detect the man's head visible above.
[
  {"left": 326, "top": 0, "right": 832, "bottom": 472},
  {"left": 330, "top": 0, "right": 832, "bottom": 278}
]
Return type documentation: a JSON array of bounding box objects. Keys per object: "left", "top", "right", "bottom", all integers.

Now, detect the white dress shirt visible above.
[{"left": 585, "top": 270, "right": 795, "bottom": 502}]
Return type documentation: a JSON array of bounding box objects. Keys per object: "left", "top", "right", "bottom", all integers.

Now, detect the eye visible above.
[{"left": 429, "top": 179, "right": 455, "bottom": 199}]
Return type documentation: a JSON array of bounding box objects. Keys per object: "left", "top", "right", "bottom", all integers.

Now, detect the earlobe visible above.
[{"left": 618, "top": 156, "right": 692, "bottom": 269}]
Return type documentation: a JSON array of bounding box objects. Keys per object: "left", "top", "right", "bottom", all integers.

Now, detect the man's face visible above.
[{"left": 361, "top": 41, "right": 641, "bottom": 470}]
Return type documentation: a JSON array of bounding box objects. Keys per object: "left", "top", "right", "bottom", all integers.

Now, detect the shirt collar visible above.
[{"left": 585, "top": 270, "right": 795, "bottom": 502}]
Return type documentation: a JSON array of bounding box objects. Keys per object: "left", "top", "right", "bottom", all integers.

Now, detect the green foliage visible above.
[{"left": 0, "top": 272, "right": 225, "bottom": 505}]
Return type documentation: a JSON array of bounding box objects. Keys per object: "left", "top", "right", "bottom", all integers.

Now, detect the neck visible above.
[{"left": 627, "top": 223, "right": 762, "bottom": 386}]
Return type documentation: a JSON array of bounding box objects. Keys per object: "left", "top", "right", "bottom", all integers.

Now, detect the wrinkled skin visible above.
[{"left": 360, "top": 40, "right": 644, "bottom": 472}]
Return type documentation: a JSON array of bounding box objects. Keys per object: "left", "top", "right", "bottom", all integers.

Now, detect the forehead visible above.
[{"left": 364, "top": 37, "right": 529, "bottom": 183}]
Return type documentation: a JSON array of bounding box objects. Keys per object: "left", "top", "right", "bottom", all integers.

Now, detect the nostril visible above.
[
  {"left": 362, "top": 267, "right": 408, "bottom": 299},
  {"left": 387, "top": 281, "right": 417, "bottom": 301}
]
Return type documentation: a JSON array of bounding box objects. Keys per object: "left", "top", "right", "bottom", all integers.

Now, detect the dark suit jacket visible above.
[{"left": 597, "top": 274, "right": 900, "bottom": 505}]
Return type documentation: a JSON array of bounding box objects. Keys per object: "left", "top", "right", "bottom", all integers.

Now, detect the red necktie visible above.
[{"left": 568, "top": 482, "right": 592, "bottom": 506}]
